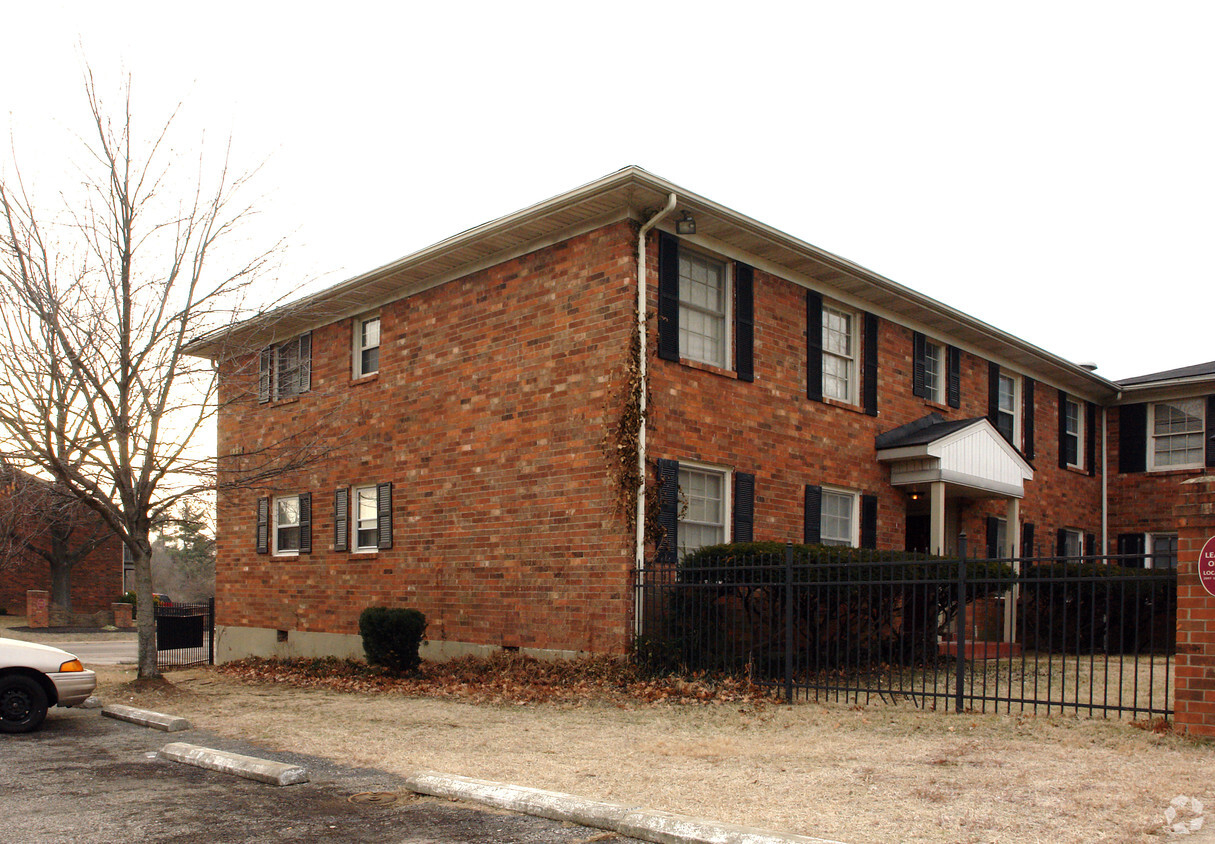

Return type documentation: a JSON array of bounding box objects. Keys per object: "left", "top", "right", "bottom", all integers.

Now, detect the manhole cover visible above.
[{"left": 348, "top": 792, "right": 401, "bottom": 806}]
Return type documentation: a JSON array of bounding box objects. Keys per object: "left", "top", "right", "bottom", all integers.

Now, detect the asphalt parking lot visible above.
[{"left": 3, "top": 705, "right": 636, "bottom": 844}]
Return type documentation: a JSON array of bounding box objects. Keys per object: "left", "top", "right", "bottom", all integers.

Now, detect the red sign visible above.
[{"left": 1200, "top": 537, "right": 1215, "bottom": 597}]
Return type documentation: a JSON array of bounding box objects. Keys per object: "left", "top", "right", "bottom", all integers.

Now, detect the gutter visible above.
[{"left": 634, "top": 193, "right": 677, "bottom": 636}]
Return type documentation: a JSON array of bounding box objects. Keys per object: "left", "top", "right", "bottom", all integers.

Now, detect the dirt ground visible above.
[{"left": 88, "top": 662, "right": 1215, "bottom": 844}]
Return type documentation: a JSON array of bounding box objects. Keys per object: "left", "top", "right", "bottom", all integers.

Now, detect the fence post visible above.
[
  {"left": 955, "top": 532, "right": 968, "bottom": 713},
  {"left": 208, "top": 597, "right": 216, "bottom": 666},
  {"left": 785, "top": 541, "right": 794, "bottom": 703}
]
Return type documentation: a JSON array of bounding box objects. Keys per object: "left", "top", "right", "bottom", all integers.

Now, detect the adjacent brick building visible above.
[{"left": 186, "top": 167, "right": 1214, "bottom": 662}]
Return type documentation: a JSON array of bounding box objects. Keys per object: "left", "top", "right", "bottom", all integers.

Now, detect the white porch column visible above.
[
  {"left": 929, "top": 481, "right": 946, "bottom": 556},
  {"left": 1004, "top": 497, "right": 1021, "bottom": 644}
]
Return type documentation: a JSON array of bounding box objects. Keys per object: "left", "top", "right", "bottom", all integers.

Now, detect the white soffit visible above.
[{"left": 878, "top": 419, "right": 1034, "bottom": 499}]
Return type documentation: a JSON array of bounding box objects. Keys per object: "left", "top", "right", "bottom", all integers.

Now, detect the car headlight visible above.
[{"left": 58, "top": 659, "right": 85, "bottom": 672}]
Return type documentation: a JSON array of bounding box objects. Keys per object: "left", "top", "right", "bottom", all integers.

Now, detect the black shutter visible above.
[
  {"left": 298, "top": 333, "right": 312, "bottom": 394},
  {"left": 1207, "top": 396, "right": 1215, "bottom": 468},
  {"left": 947, "top": 346, "right": 961, "bottom": 409},
  {"left": 1117, "top": 532, "right": 1146, "bottom": 566},
  {"left": 860, "top": 494, "right": 878, "bottom": 549},
  {"left": 734, "top": 263, "right": 754, "bottom": 382},
  {"left": 806, "top": 291, "right": 823, "bottom": 402},
  {"left": 1023, "top": 378, "right": 1036, "bottom": 460},
  {"left": 1086, "top": 401, "right": 1097, "bottom": 476},
  {"left": 1056, "top": 528, "right": 1067, "bottom": 558},
  {"left": 656, "top": 459, "right": 679, "bottom": 563},
  {"left": 986, "top": 516, "right": 1000, "bottom": 558},
  {"left": 1058, "top": 390, "right": 1069, "bottom": 469},
  {"left": 657, "top": 232, "right": 680, "bottom": 362},
  {"left": 1119, "top": 403, "right": 1147, "bottom": 473},
  {"left": 988, "top": 363, "right": 1001, "bottom": 426},
  {"left": 1084, "top": 533, "right": 1096, "bottom": 558},
  {"left": 334, "top": 488, "right": 349, "bottom": 552},
  {"left": 377, "top": 482, "right": 393, "bottom": 550},
  {"left": 256, "top": 497, "right": 269, "bottom": 554},
  {"left": 863, "top": 313, "right": 878, "bottom": 417},
  {"left": 912, "top": 332, "right": 926, "bottom": 398},
  {"left": 733, "top": 472, "right": 755, "bottom": 543},
  {"left": 804, "top": 484, "right": 822, "bottom": 545},
  {"left": 298, "top": 492, "right": 312, "bottom": 554},
  {"left": 258, "top": 348, "right": 272, "bottom": 403},
  {"left": 1021, "top": 522, "right": 1035, "bottom": 558}
]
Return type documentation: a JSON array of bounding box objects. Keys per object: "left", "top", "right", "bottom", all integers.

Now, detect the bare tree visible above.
[
  {"left": 0, "top": 464, "right": 117, "bottom": 613},
  {"left": 0, "top": 71, "right": 318, "bottom": 677}
]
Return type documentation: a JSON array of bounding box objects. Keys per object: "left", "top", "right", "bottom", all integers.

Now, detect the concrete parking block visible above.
[
  {"left": 160, "top": 742, "right": 309, "bottom": 786},
  {"left": 404, "top": 771, "right": 844, "bottom": 844},
  {"left": 102, "top": 703, "right": 191, "bottom": 731}
]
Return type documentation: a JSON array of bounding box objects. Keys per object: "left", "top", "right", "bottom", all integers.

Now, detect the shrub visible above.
[
  {"left": 639, "top": 542, "right": 1014, "bottom": 677},
  {"left": 358, "top": 607, "right": 427, "bottom": 674}
]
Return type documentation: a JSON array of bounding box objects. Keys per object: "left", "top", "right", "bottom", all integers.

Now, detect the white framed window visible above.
[
  {"left": 677, "top": 464, "right": 729, "bottom": 558},
  {"left": 677, "top": 246, "right": 730, "bottom": 368},
  {"left": 1149, "top": 399, "right": 1205, "bottom": 471},
  {"left": 354, "top": 485, "right": 379, "bottom": 551},
  {"left": 1061, "top": 528, "right": 1083, "bottom": 561},
  {"left": 1063, "top": 397, "right": 1083, "bottom": 469},
  {"left": 821, "top": 488, "right": 859, "bottom": 547},
  {"left": 923, "top": 340, "right": 943, "bottom": 404},
  {"left": 1147, "top": 532, "right": 1178, "bottom": 569},
  {"left": 354, "top": 315, "right": 381, "bottom": 378},
  {"left": 996, "top": 372, "right": 1020, "bottom": 445},
  {"left": 274, "top": 495, "right": 302, "bottom": 555},
  {"left": 822, "top": 306, "right": 857, "bottom": 403}
]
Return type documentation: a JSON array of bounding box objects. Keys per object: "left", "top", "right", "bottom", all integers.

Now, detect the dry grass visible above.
[
  {"left": 92, "top": 661, "right": 1215, "bottom": 844},
  {"left": 0, "top": 614, "right": 136, "bottom": 643}
]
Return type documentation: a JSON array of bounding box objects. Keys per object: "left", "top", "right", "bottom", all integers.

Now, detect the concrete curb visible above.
[
  {"left": 404, "top": 771, "right": 845, "bottom": 844},
  {"left": 101, "top": 703, "right": 191, "bottom": 732},
  {"left": 160, "top": 742, "right": 309, "bottom": 786}
]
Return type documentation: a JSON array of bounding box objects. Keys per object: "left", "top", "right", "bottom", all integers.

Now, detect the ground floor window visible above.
[
  {"left": 677, "top": 466, "right": 728, "bottom": 558},
  {"left": 821, "top": 489, "right": 858, "bottom": 547},
  {"left": 275, "top": 495, "right": 302, "bottom": 554},
  {"left": 1060, "top": 528, "right": 1083, "bottom": 562},
  {"left": 1147, "top": 532, "right": 1178, "bottom": 569}
]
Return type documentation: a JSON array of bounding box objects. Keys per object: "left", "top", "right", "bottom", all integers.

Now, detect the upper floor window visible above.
[
  {"left": 1149, "top": 399, "right": 1205, "bottom": 470},
  {"left": 677, "top": 246, "right": 730, "bottom": 368},
  {"left": 822, "top": 306, "right": 856, "bottom": 403},
  {"left": 677, "top": 465, "right": 728, "bottom": 558},
  {"left": 258, "top": 334, "right": 312, "bottom": 403},
  {"left": 820, "top": 488, "right": 858, "bottom": 547},
  {"left": 922, "top": 341, "right": 943, "bottom": 404},
  {"left": 1062, "top": 396, "right": 1083, "bottom": 468},
  {"left": 996, "top": 373, "right": 1018, "bottom": 444},
  {"left": 354, "top": 315, "right": 381, "bottom": 378}
]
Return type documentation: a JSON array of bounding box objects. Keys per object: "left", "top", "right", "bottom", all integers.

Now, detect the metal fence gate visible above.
[
  {"left": 634, "top": 542, "right": 1175, "bottom": 718},
  {"left": 154, "top": 599, "right": 215, "bottom": 671}
]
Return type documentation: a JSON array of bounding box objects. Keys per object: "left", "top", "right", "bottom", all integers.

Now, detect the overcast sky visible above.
[{"left": 2, "top": 2, "right": 1211, "bottom": 381}]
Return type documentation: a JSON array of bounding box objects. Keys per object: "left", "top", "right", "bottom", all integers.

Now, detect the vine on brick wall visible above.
[{"left": 605, "top": 327, "right": 645, "bottom": 535}]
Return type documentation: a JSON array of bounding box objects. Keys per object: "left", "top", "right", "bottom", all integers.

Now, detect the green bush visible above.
[
  {"left": 1017, "top": 562, "right": 1175, "bottom": 654},
  {"left": 358, "top": 607, "right": 427, "bottom": 674},
  {"left": 640, "top": 542, "right": 1013, "bottom": 677}
]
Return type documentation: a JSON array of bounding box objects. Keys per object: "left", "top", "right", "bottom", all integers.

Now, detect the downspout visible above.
[{"left": 635, "top": 193, "right": 677, "bottom": 636}]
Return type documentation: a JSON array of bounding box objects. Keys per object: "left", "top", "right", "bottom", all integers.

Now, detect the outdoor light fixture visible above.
[{"left": 676, "top": 211, "right": 696, "bottom": 235}]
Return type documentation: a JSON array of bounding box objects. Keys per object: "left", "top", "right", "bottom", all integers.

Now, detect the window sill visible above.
[
  {"left": 351, "top": 372, "right": 379, "bottom": 386},
  {"left": 272, "top": 553, "right": 300, "bottom": 560},
  {"left": 678, "top": 357, "right": 738, "bottom": 380},
  {"left": 1146, "top": 465, "right": 1206, "bottom": 476},
  {"left": 821, "top": 396, "right": 863, "bottom": 413},
  {"left": 267, "top": 396, "right": 300, "bottom": 408}
]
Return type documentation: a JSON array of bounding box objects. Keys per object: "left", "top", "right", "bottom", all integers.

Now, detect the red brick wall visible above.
[
  {"left": 215, "top": 222, "right": 639, "bottom": 653},
  {"left": 1173, "top": 475, "right": 1215, "bottom": 735},
  {"left": 0, "top": 533, "right": 122, "bottom": 616},
  {"left": 644, "top": 242, "right": 1103, "bottom": 556}
]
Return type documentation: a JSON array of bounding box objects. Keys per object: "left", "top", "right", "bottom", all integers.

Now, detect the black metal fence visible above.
[
  {"left": 634, "top": 542, "right": 1175, "bottom": 718},
  {"left": 154, "top": 599, "right": 215, "bottom": 671}
]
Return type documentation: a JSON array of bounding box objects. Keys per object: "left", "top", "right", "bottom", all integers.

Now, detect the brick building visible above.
[
  {"left": 0, "top": 466, "right": 124, "bottom": 617},
  {"left": 186, "top": 167, "right": 1214, "bottom": 662}
]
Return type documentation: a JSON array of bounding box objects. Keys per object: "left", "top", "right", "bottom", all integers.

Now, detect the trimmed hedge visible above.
[
  {"left": 638, "top": 542, "right": 1014, "bottom": 677},
  {"left": 1017, "top": 562, "right": 1175, "bottom": 654},
  {"left": 358, "top": 606, "right": 427, "bottom": 674}
]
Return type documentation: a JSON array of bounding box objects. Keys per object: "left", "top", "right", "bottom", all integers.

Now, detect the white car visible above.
[{"left": 0, "top": 638, "right": 97, "bottom": 733}]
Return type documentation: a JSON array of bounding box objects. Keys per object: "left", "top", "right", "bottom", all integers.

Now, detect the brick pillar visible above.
[
  {"left": 112, "top": 602, "right": 134, "bottom": 629},
  {"left": 1174, "top": 475, "right": 1215, "bottom": 736},
  {"left": 26, "top": 590, "right": 49, "bottom": 629}
]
